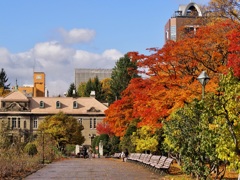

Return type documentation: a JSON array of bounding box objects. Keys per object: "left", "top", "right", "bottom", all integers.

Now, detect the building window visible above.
[
  {"left": 24, "top": 121, "right": 26, "bottom": 129},
  {"left": 40, "top": 101, "right": 45, "bottom": 108},
  {"left": 56, "top": 101, "right": 61, "bottom": 109},
  {"left": 12, "top": 118, "right": 17, "bottom": 129},
  {"left": 18, "top": 118, "right": 20, "bottom": 128},
  {"left": 170, "top": 25, "right": 176, "bottom": 41},
  {"left": 93, "top": 118, "right": 96, "bottom": 129},
  {"left": 73, "top": 101, "right": 78, "bottom": 109},
  {"left": 90, "top": 118, "right": 92, "bottom": 129},
  {"left": 33, "top": 117, "right": 38, "bottom": 129},
  {"left": 90, "top": 118, "right": 96, "bottom": 129}
]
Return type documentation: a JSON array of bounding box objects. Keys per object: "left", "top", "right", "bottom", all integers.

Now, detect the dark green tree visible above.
[
  {"left": 84, "top": 76, "right": 105, "bottom": 102},
  {"left": 0, "top": 68, "right": 10, "bottom": 89},
  {"left": 67, "top": 83, "right": 77, "bottom": 97},
  {"left": 109, "top": 54, "right": 138, "bottom": 104}
]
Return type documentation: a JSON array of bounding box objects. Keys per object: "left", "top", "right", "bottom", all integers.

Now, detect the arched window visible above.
[
  {"left": 56, "top": 101, "right": 61, "bottom": 109},
  {"left": 40, "top": 101, "right": 45, "bottom": 108},
  {"left": 73, "top": 101, "right": 78, "bottom": 109}
]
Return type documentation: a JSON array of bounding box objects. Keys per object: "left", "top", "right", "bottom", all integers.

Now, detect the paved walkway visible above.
[{"left": 24, "top": 157, "right": 165, "bottom": 180}]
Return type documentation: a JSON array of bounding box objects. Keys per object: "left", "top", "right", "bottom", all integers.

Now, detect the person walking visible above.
[
  {"left": 121, "top": 150, "right": 125, "bottom": 162},
  {"left": 124, "top": 148, "right": 129, "bottom": 162},
  {"left": 88, "top": 146, "right": 93, "bottom": 160}
]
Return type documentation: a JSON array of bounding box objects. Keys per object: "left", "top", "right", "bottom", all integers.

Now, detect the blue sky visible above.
[{"left": 0, "top": 0, "right": 209, "bottom": 96}]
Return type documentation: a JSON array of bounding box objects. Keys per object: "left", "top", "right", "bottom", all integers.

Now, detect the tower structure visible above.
[
  {"left": 33, "top": 72, "right": 45, "bottom": 97},
  {"left": 165, "top": 2, "right": 204, "bottom": 42},
  {"left": 18, "top": 72, "right": 46, "bottom": 97}
]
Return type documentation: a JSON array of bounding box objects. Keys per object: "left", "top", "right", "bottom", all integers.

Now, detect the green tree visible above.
[
  {"left": 163, "top": 100, "right": 223, "bottom": 180},
  {"left": 24, "top": 143, "right": 38, "bottom": 156},
  {"left": 67, "top": 83, "right": 77, "bottom": 97},
  {"left": 209, "top": 71, "right": 240, "bottom": 171},
  {"left": 77, "top": 82, "right": 86, "bottom": 97},
  {"left": 38, "top": 112, "right": 85, "bottom": 150},
  {"left": 109, "top": 54, "right": 138, "bottom": 104},
  {"left": 119, "top": 120, "right": 138, "bottom": 153},
  {"left": 0, "top": 68, "right": 10, "bottom": 89},
  {"left": 131, "top": 126, "right": 158, "bottom": 153}
]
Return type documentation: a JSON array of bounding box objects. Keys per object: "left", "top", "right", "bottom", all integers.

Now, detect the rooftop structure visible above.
[{"left": 165, "top": 2, "right": 204, "bottom": 42}]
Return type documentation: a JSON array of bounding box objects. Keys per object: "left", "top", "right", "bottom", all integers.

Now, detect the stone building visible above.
[{"left": 0, "top": 90, "right": 107, "bottom": 146}]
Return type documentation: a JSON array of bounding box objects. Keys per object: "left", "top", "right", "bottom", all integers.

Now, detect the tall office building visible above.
[
  {"left": 75, "top": 69, "right": 112, "bottom": 88},
  {"left": 165, "top": 2, "right": 204, "bottom": 42}
]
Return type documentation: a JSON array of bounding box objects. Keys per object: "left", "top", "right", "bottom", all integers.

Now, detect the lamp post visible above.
[{"left": 197, "top": 71, "right": 210, "bottom": 99}]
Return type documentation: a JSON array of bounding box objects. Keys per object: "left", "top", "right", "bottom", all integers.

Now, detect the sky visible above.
[{"left": 0, "top": 0, "right": 209, "bottom": 96}]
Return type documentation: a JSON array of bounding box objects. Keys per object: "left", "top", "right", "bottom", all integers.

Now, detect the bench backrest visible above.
[
  {"left": 155, "top": 156, "right": 167, "bottom": 168},
  {"left": 142, "top": 154, "right": 152, "bottom": 163},
  {"left": 162, "top": 158, "right": 173, "bottom": 169},
  {"left": 138, "top": 153, "right": 147, "bottom": 161},
  {"left": 149, "top": 155, "right": 161, "bottom": 164}
]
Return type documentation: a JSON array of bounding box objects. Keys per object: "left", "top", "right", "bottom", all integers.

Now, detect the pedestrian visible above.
[
  {"left": 121, "top": 150, "right": 125, "bottom": 162},
  {"left": 83, "top": 146, "right": 87, "bottom": 159},
  {"left": 88, "top": 146, "right": 93, "bottom": 160},
  {"left": 124, "top": 148, "right": 129, "bottom": 162}
]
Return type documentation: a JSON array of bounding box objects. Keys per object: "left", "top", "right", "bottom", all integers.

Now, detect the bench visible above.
[
  {"left": 155, "top": 157, "right": 173, "bottom": 174},
  {"left": 112, "top": 153, "right": 121, "bottom": 159},
  {"left": 149, "top": 155, "right": 161, "bottom": 169},
  {"left": 142, "top": 154, "right": 152, "bottom": 166},
  {"left": 154, "top": 156, "right": 167, "bottom": 171},
  {"left": 137, "top": 153, "right": 148, "bottom": 163},
  {"left": 143, "top": 155, "right": 161, "bottom": 168}
]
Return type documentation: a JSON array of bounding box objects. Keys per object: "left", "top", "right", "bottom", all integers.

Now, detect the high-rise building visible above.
[
  {"left": 75, "top": 69, "right": 112, "bottom": 88},
  {"left": 165, "top": 2, "right": 204, "bottom": 42}
]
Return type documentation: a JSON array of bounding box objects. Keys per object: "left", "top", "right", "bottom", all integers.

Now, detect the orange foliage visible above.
[{"left": 105, "top": 20, "right": 238, "bottom": 137}]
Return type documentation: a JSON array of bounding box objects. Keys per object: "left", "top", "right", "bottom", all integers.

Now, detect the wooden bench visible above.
[
  {"left": 112, "top": 153, "right": 121, "bottom": 159},
  {"left": 132, "top": 153, "right": 141, "bottom": 161},
  {"left": 155, "top": 157, "right": 173, "bottom": 174},
  {"left": 149, "top": 155, "right": 161, "bottom": 169},
  {"left": 137, "top": 153, "right": 147, "bottom": 163},
  {"left": 141, "top": 154, "right": 152, "bottom": 166},
  {"left": 143, "top": 155, "right": 161, "bottom": 168},
  {"left": 154, "top": 156, "right": 167, "bottom": 171}
]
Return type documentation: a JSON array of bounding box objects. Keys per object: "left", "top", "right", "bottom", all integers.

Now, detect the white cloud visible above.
[
  {"left": 58, "top": 28, "right": 96, "bottom": 44},
  {"left": 0, "top": 29, "right": 123, "bottom": 96}
]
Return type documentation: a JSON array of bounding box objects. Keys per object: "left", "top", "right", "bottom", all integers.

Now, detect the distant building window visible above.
[
  {"left": 93, "top": 118, "right": 96, "bottom": 129},
  {"left": 2, "top": 102, "right": 5, "bottom": 108},
  {"left": 24, "top": 121, "right": 26, "bottom": 129},
  {"left": 40, "top": 101, "right": 45, "bottom": 108},
  {"left": 18, "top": 118, "right": 20, "bottom": 128},
  {"left": 73, "top": 101, "right": 78, "bottom": 109},
  {"left": 56, "top": 101, "right": 61, "bottom": 109},
  {"left": 12, "top": 118, "right": 17, "bottom": 129},
  {"left": 33, "top": 117, "right": 38, "bottom": 129},
  {"left": 170, "top": 25, "right": 176, "bottom": 41},
  {"left": 90, "top": 118, "right": 92, "bottom": 129}
]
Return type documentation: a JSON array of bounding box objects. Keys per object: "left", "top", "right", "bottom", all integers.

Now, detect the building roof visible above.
[
  {"left": 1, "top": 90, "right": 29, "bottom": 102},
  {"left": 0, "top": 91, "right": 107, "bottom": 115}
]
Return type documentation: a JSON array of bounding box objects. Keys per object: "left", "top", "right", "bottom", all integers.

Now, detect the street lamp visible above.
[{"left": 197, "top": 71, "right": 210, "bottom": 99}]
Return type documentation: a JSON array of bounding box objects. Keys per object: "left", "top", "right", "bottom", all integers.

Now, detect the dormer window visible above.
[
  {"left": 73, "top": 101, "right": 78, "bottom": 109},
  {"left": 40, "top": 101, "right": 45, "bottom": 108},
  {"left": 56, "top": 101, "right": 61, "bottom": 109}
]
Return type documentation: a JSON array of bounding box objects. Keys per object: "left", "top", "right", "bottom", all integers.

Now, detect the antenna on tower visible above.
[{"left": 33, "top": 58, "right": 36, "bottom": 73}]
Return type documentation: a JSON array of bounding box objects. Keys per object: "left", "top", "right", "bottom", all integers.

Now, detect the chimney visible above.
[{"left": 90, "top": 91, "right": 95, "bottom": 98}]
